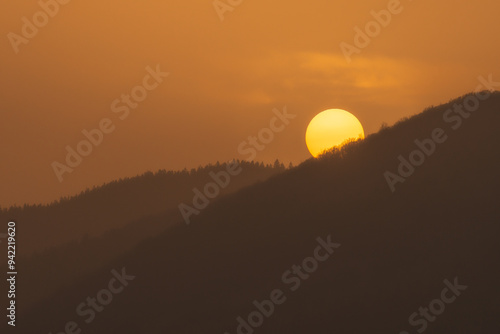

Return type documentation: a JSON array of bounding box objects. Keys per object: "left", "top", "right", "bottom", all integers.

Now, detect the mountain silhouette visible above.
[{"left": 7, "top": 92, "right": 500, "bottom": 333}]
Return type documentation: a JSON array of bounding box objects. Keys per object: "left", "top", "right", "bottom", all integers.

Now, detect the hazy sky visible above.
[{"left": 1, "top": 0, "right": 500, "bottom": 206}]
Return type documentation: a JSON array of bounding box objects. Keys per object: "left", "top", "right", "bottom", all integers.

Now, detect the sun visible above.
[{"left": 305, "top": 109, "right": 365, "bottom": 157}]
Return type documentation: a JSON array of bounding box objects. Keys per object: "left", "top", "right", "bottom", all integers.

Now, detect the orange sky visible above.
[{"left": 1, "top": 0, "right": 499, "bottom": 206}]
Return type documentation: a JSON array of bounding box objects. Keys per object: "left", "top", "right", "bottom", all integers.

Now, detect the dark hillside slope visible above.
[{"left": 17, "top": 92, "right": 500, "bottom": 334}]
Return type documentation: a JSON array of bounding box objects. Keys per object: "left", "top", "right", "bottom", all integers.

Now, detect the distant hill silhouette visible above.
[
  {"left": 0, "top": 160, "right": 287, "bottom": 313},
  {"left": 0, "top": 160, "right": 287, "bottom": 257},
  {"left": 7, "top": 92, "right": 500, "bottom": 333}
]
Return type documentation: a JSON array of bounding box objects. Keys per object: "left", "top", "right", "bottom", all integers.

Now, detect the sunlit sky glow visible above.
[{"left": 2, "top": 0, "right": 500, "bottom": 206}]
